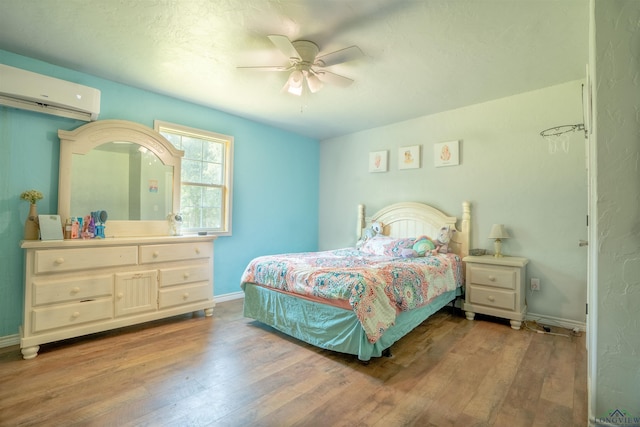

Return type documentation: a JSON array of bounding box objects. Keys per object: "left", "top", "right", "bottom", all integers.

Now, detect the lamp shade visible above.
[{"left": 488, "top": 224, "right": 510, "bottom": 239}]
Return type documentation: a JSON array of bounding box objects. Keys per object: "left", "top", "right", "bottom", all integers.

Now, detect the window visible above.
[{"left": 154, "top": 120, "right": 233, "bottom": 235}]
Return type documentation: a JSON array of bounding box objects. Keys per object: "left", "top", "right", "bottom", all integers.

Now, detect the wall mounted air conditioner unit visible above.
[{"left": 0, "top": 64, "right": 100, "bottom": 121}]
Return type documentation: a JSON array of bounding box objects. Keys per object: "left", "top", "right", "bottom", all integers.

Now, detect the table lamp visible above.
[{"left": 488, "top": 224, "right": 510, "bottom": 257}]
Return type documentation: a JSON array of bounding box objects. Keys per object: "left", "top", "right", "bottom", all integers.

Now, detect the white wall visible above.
[
  {"left": 320, "top": 80, "right": 588, "bottom": 324},
  {"left": 591, "top": 0, "right": 640, "bottom": 419}
]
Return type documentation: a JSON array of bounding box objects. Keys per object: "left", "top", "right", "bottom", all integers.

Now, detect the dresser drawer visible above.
[
  {"left": 468, "top": 286, "right": 515, "bottom": 311},
  {"left": 158, "top": 282, "right": 211, "bottom": 309},
  {"left": 31, "top": 299, "right": 113, "bottom": 333},
  {"left": 159, "top": 264, "right": 210, "bottom": 288},
  {"left": 467, "top": 264, "right": 517, "bottom": 290},
  {"left": 140, "top": 242, "right": 212, "bottom": 264},
  {"left": 34, "top": 247, "right": 138, "bottom": 274},
  {"left": 33, "top": 275, "right": 112, "bottom": 306}
]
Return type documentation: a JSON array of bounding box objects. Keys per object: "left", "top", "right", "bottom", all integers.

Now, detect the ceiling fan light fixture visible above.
[
  {"left": 288, "top": 70, "right": 303, "bottom": 87},
  {"left": 283, "top": 69, "right": 304, "bottom": 96},
  {"left": 305, "top": 72, "right": 324, "bottom": 93},
  {"left": 286, "top": 83, "right": 303, "bottom": 96}
]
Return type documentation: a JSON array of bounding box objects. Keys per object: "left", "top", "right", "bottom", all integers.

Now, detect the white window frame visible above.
[{"left": 154, "top": 120, "right": 233, "bottom": 236}]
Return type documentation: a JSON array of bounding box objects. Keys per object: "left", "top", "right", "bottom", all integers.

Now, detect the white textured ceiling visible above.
[{"left": 0, "top": 0, "right": 588, "bottom": 140}]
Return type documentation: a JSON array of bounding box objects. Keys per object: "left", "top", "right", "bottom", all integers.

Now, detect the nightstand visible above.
[{"left": 462, "top": 255, "right": 529, "bottom": 330}]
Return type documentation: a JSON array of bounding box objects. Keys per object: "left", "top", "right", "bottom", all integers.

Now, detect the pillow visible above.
[{"left": 359, "top": 235, "right": 415, "bottom": 257}]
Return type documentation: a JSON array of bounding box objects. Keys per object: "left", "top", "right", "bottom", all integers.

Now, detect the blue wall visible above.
[{"left": 0, "top": 50, "right": 320, "bottom": 338}]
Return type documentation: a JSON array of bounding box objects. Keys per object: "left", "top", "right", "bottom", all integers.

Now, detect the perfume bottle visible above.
[
  {"left": 70, "top": 217, "right": 79, "bottom": 239},
  {"left": 63, "top": 218, "right": 71, "bottom": 239}
]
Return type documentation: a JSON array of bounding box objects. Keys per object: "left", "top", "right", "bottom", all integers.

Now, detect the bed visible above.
[{"left": 241, "top": 201, "right": 471, "bottom": 361}]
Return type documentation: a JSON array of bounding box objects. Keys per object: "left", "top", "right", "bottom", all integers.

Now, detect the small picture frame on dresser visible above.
[{"left": 38, "top": 215, "right": 64, "bottom": 240}]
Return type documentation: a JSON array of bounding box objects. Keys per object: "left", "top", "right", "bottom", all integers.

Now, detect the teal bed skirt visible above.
[{"left": 242, "top": 284, "right": 461, "bottom": 361}]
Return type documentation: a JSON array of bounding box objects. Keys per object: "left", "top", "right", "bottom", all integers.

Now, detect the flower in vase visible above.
[{"left": 20, "top": 190, "right": 43, "bottom": 205}]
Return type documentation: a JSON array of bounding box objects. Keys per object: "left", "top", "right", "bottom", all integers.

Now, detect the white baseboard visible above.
[
  {"left": 214, "top": 291, "right": 244, "bottom": 303},
  {"left": 526, "top": 311, "right": 586, "bottom": 331},
  {"left": 0, "top": 334, "right": 19, "bottom": 349}
]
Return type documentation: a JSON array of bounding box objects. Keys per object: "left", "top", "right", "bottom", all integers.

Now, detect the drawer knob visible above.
[
  {"left": 195, "top": 247, "right": 200, "bottom": 254},
  {"left": 153, "top": 251, "right": 160, "bottom": 258},
  {"left": 183, "top": 292, "right": 189, "bottom": 300},
  {"left": 117, "top": 293, "right": 124, "bottom": 299},
  {"left": 183, "top": 273, "right": 190, "bottom": 279},
  {"left": 71, "top": 287, "right": 80, "bottom": 294},
  {"left": 72, "top": 311, "right": 80, "bottom": 318},
  {"left": 487, "top": 296, "right": 495, "bottom": 302},
  {"left": 488, "top": 275, "right": 496, "bottom": 281},
  {"left": 55, "top": 257, "right": 65, "bottom": 265}
]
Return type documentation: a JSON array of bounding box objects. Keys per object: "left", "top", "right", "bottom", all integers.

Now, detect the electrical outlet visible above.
[{"left": 531, "top": 278, "right": 541, "bottom": 291}]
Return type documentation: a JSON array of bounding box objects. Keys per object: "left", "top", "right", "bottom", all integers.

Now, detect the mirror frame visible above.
[{"left": 58, "top": 120, "right": 184, "bottom": 237}]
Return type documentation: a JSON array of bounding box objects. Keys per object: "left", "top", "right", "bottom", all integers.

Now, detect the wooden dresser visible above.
[{"left": 20, "top": 235, "right": 215, "bottom": 359}]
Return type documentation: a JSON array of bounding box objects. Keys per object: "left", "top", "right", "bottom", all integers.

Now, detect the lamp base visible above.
[{"left": 493, "top": 239, "right": 503, "bottom": 258}]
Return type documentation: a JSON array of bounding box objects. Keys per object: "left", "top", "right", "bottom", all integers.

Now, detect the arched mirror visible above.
[{"left": 58, "top": 120, "right": 183, "bottom": 237}]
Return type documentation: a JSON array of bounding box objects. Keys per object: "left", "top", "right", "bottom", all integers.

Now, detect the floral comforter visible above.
[{"left": 240, "top": 248, "right": 463, "bottom": 343}]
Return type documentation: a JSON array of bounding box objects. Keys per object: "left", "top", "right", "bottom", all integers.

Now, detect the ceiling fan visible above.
[{"left": 239, "top": 35, "right": 363, "bottom": 96}]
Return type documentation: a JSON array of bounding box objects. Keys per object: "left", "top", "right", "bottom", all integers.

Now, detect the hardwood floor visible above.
[{"left": 0, "top": 299, "right": 587, "bottom": 426}]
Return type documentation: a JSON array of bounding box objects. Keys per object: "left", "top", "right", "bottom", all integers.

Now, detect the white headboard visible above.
[{"left": 357, "top": 201, "right": 471, "bottom": 258}]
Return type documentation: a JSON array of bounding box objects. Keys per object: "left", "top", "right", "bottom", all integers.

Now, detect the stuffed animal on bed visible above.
[
  {"left": 357, "top": 221, "right": 384, "bottom": 248},
  {"left": 369, "top": 221, "right": 383, "bottom": 237},
  {"left": 432, "top": 225, "right": 456, "bottom": 254},
  {"left": 399, "top": 247, "right": 419, "bottom": 258},
  {"left": 412, "top": 235, "right": 436, "bottom": 256},
  {"left": 362, "top": 221, "right": 382, "bottom": 241}
]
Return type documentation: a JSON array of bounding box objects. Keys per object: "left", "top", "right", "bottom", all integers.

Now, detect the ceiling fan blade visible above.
[
  {"left": 267, "top": 35, "right": 301, "bottom": 61},
  {"left": 315, "top": 46, "right": 363, "bottom": 67},
  {"left": 236, "top": 65, "right": 291, "bottom": 71},
  {"left": 316, "top": 70, "right": 354, "bottom": 87}
]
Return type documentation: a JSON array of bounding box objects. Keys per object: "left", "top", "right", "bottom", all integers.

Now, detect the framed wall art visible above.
[
  {"left": 398, "top": 145, "right": 420, "bottom": 170},
  {"left": 434, "top": 140, "right": 460, "bottom": 167},
  {"left": 368, "top": 150, "right": 388, "bottom": 173}
]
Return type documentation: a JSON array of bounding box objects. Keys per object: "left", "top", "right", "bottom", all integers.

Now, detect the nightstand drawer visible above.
[
  {"left": 469, "top": 286, "right": 515, "bottom": 311},
  {"left": 468, "top": 264, "right": 516, "bottom": 290}
]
